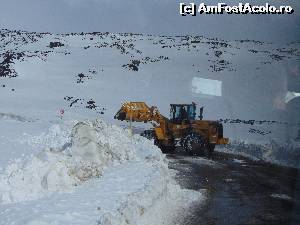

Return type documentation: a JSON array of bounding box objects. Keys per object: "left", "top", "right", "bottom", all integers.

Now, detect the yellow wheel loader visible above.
[{"left": 114, "top": 102, "right": 229, "bottom": 157}]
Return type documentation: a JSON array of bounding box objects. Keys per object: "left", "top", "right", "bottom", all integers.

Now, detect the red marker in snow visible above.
[{"left": 59, "top": 109, "right": 65, "bottom": 119}]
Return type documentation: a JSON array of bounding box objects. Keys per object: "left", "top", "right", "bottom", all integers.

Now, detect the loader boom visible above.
[
  {"left": 114, "top": 102, "right": 167, "bottom": 125},
  {"left": 114, "top": 102, "right": 171, "bottom": 141}
]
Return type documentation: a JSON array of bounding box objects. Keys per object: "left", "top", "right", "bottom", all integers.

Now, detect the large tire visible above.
[
  {"left": 155, "top": 138, "right": 174, "bottom": 153},
  {"left": 206, "top": 144, "right": 215, "bottom": 159},
  {"left": 182, "top": 133, "right": 210, "bottom": 157}
]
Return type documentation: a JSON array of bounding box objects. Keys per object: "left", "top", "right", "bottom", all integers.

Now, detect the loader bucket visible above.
[{"left": 114, "top": 109, "right": 126, "bottom": 121}]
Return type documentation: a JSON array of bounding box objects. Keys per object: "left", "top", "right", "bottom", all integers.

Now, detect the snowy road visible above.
[{"left": 168, "top": 151, "right": 300, "bottom": 225}]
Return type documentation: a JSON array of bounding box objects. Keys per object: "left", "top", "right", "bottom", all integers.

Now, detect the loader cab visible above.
[{"left": 169, "top": 103, "right": 196, "bottom": 124}]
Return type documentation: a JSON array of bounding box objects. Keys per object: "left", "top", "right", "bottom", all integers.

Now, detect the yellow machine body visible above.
[{"left": 114, "top": 102, "right": 229, "bottom": 153}]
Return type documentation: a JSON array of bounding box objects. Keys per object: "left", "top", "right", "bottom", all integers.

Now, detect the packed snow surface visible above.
[{"left": 0, "top": 119, "right": 203, "bottom": 225}]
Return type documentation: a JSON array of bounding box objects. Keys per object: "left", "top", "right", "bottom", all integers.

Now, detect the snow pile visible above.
[
  {"left": 21, "top": 123, "right": 72, "bottom": 151},
  {"left": 0, "top": 160, "right": 202, "bottom": 225},
  {"left": 95, "top": 164, "right": 201, "bottom": 225},
  {"left": 0, "top": 120, "right": 164, "bottom": 204},
  {"left": 217, "top": 139, "right": 300, "bottom": 168},
  {"left": 0, "top": 119, "right": 203, "bottom": 225}
]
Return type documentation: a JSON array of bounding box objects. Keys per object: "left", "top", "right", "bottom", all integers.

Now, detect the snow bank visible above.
[
  {"left": 217, "top": 139, "right": 300, "bottom": 169},
  {"left": 0, "top": 120, "right": 162, "bottom": 203},
  {"left": 0, "top": 119, "right": 203, "bottom": 225}
]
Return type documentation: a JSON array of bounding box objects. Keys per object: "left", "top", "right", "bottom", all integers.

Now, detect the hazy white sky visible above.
[{"left": 0, "top": 0, "right": 299, "bottom": 43}]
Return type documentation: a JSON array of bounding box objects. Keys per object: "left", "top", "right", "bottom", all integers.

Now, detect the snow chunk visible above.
[
  {"left": 270, "top": 193, "right": 292, "bottom": 201},
  {"left": 233, "top": 158, "right": 246, "bottom": 164}
]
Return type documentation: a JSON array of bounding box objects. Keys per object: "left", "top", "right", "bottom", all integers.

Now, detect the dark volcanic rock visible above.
[
  {"left": 49, "top": 41, "right": 64, "bottom": 48},
  {"left": 77, "top": 73, "right": 87, "bottom": 83},
  {"left": 0, "top": 51, "right": 17, "bottom": 78},
  {"left": 215, "top": 50, "right": 223, "bottom": 57},
  {"left": 249, "top": 128, "right": 271, "bottom": 135},
  {"left": 123, "top": 60, "right": 140, "bottom": 71},
  {"left": 64, "top": 96, "right": 106, "bottom": 115},
  {"left": 76, "top": 70, "right": 97, "bottom": 83}
]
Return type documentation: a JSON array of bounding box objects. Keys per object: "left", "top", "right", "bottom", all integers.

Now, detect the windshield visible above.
[{"left": 170, "top": 104, "right": 196, "bottom": 121}]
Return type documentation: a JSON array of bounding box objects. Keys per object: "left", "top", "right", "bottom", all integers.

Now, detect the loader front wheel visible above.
[
  {"left": 155, "top": 139, "right": 174, "bottom": 153},
  {"left": 182, "top": 133, "right": 210, "bottom": 157},
  {"left": 206, "top": 144, "right": 215, "bottom": 159},
  {"left": 203, "top": 144, "right": 215, "bottom": 159}
]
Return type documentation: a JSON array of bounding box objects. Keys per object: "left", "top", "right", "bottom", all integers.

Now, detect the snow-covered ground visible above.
[
  {"left": 217, "top": 139, "right": 300, "bottom": 168},
  {"left": 0, "top": 119, "right": 203, "bottom": 225},
  {"left": 0, "top": 29, "right": 299, "bottom": 139},
  {"left": 0, "top": 29, "right": 299, "bottom": 223}
]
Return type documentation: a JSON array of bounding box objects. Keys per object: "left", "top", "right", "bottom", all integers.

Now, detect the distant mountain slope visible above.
[{"left": 0, "top": 29, "right": 299, "bottom": 144}]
